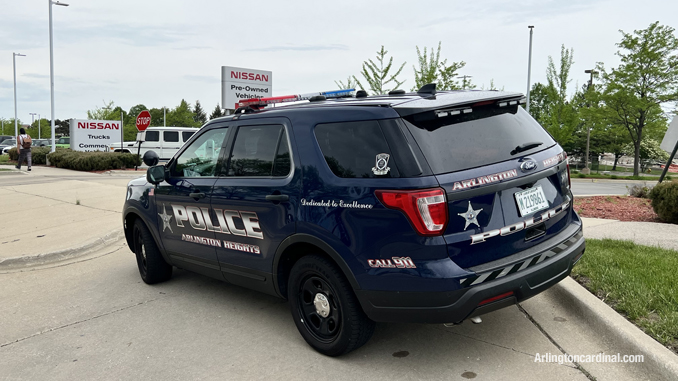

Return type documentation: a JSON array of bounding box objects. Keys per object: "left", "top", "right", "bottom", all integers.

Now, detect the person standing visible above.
[{"left": 16, "top": 127, "right": 32, "bottom": 171}]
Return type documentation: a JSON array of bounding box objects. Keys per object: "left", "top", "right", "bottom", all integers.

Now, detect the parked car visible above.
[
  {"left": 123, "top": 85, "right": 584, "bottom": 356},
  {"left": 0, "top": 139, "right": 17, "bottom": 154},
  {"left": 0, "top": 135, "right": 13, "bottom": 144},
  {"left": 109, "top": 127, "right": 198, "bottom": 161},
  {"left": 31, "top": 139, "right": 51, "bottom": 147},
  {"left": 55, "top": 137, "right": 70, "bottom": 149}
]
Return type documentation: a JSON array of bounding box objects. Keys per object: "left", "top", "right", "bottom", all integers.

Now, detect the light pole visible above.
[
  {"left": 38, "top": 113, "right": 41, "bottom": 138},
  {"left": 581, "top": 69, "right": 599, "bottom": 174},
  {"left": 13, "top": 53, "right": 26, "bottom": 138},
  {"left": 49, "top": 0, "right": 69, "bottom": 152},
  {"left": 29, "top": 112, "right": 37, "bottom": 132},
  {"left": 526, "top": 25, "right": 534, "bottom": 113}
]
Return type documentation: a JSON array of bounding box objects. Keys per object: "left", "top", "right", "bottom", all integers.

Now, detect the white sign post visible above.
[
  {"left": 221, "top": 66, "right": 272, "bottom": 111},
  {"left": 69, "top": 119, "right": 121, "bottom": 152},
  {"left": 659, "top": 117, "right": 678, "bottom": 182}
]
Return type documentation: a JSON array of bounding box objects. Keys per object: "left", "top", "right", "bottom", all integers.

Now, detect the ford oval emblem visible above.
[{"left": 520, "top": 160, "right": 537, "bottom": 172}]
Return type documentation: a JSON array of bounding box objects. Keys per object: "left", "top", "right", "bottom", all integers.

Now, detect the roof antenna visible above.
[{"left": 417, "top": 83, "right": 436, "bottom": 97}]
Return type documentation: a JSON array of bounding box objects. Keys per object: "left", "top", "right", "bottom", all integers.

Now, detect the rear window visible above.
[
  {"left": 403, "top": 106, "right": 556, "bottom": 174},
  {"left": 164, "top": 131, "right": 179, "bottom": 142},
  {"left": 182, "top": 131, "right": 195, "bottom": 142}
]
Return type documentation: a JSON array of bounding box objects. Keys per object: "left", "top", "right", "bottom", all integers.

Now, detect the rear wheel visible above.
[
  {"left": 288, "top": 255, "right": 375, "bottom": 356},
  {"left": 133, "top": 219, "right": 172, "bottom": 284}
]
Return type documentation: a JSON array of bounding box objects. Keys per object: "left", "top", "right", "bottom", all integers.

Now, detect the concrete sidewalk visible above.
[{"left": 0, "top": 165, "right": 142, "bottom": 268}]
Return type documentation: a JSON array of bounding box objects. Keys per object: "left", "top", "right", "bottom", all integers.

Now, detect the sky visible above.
[{"left": 1, "top": 0, "right": 677, "bottom": 125}]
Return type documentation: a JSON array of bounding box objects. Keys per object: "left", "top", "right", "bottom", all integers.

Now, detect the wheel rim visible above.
[
  {"left": 297, "top": 275, "right": 342, "bottom": 343},
  {"left": 133, "top": 225, "right": 148, "bottom": 277}
]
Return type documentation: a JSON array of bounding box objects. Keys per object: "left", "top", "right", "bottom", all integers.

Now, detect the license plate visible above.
[{"left": 514, "top": 185, "right": 549, "bottom": 217}]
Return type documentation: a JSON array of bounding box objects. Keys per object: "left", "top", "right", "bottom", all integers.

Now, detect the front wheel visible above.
[
  {"left": 133, "top": 219, "right": 172, "bottom": 284},
  {"left": 288, "top": 255, "right": 375, "bottom": 356}
]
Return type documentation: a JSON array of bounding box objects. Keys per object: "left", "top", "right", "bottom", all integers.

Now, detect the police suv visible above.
[{"left": 122, "top": 85, "right": 585, "bottom": 356}]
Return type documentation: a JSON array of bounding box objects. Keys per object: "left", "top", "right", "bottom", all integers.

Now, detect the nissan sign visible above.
[
  {"left": 69, "top": 119, "right": 121, "bottom": 152},
  {"left": 221, "top": 66, "right": 272, "bottom": 110}
]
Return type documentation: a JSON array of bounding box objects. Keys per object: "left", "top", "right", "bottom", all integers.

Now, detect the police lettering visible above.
[{"left": 170, "top": 204, "right": 264, "bottom": 240}]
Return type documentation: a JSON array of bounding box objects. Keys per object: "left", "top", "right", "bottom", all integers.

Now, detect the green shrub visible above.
[
  {"left": 627, "top": 184, "right": 651, "bottom": 198},
  {"left": 611, "top": 175, "right": 619, "bottom": 179},
  {"left": 46, "top": 149, "right": 141, "bottom": 171},
  {"left": 649, "top": 182, "right": 678, "bottom": 223},
  {"left": 577, "top": 173, "right": 587, "bottom": 178},
  {"left": 8, "top": 146, "right": 52, "bottom": 165}
]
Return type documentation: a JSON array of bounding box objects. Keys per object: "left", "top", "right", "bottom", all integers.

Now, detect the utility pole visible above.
[
  {"left": 526, "top": 26, "right": 534, "bottom": 113},
  {"left": 582, "top": 69, "right": 599, "bottom": 174}
]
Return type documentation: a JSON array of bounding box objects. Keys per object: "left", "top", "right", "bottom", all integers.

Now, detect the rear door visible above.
[
  {"left": 210, "top": 118, "right": 300, "bottom": 293},
  {"left": 400, "top": 102, "right": 572, "bottom": 268},
  {"left": 161, "top": 130, "right": 182, "bottom": 159}
]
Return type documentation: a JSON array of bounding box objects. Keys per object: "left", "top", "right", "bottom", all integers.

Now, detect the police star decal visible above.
[
  {"left": 158, "top": 203, "right": 173, "bottom": 233},
  {"left": 458, "top": 201, "right": 482, "bottom": 230}
]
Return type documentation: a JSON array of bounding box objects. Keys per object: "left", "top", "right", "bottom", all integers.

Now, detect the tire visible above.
[
  {"left": 132, "top": 219, "right": 172, "bottom": 284},
  {"left": 288, "top": 255, "right": 375, "bottom": 356}
]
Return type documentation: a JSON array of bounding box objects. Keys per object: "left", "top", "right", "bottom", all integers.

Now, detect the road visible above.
[
  {"left": 0, "top": 244, "right": 589, "bottom": 381},
  {"left": 571, "top": 179, "right": 657, "bottom": 196}
]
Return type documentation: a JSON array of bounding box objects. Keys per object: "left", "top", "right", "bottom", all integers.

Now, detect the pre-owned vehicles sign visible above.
[
  {"left": 69, "top": 119, "right": 121, "bottom": 152},
  {"left": 221, "top": 66, "right": 272, "bottom": 110}
]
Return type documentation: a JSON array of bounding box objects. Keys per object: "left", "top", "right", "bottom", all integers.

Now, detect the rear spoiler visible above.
[{"left": 393, "top": 85, "right": 525, "bottom": 117}]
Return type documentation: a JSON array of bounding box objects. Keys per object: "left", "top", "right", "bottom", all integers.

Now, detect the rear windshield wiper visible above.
[{"left": 510, "top": 141, "right": 542, "bottom": 155}]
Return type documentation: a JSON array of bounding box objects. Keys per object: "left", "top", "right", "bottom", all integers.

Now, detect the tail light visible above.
[{"left": 375, "top": 188, "right": 448, "bottom": 236}]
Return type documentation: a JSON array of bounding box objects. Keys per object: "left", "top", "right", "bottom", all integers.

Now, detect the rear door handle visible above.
[
  {"left": 265, "top": 194, "right": 289, "bottom": 202},
  {"left": 189, "top": 192, "right": 206, "bottom": 199}
]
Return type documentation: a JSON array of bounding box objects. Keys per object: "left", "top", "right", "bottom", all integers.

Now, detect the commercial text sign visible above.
[
  {"left": 69, "top": 119, "right": 121, "bottom": 152},
  {"left": 221, "top": 66, "right": 272, "bottom": 110}
]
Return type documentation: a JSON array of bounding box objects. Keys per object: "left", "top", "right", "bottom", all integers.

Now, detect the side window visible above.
[
  {"left": 164, "top": 131, "right": 179, "bottom": 142},
  {"left": 227, "top": 125, "right": 290, "bottom": 177},
  {"left": 146, "top": 131, "right": 160, "bottom": 142},
  {"left": 315, "top": 121, "right": 397, "bottom": 178},
  {"left": 172, "top": 128, "right": 228, "bottom": 177},
  {"left": 182, "top": 131, "right": 195, "bottom": 142}
]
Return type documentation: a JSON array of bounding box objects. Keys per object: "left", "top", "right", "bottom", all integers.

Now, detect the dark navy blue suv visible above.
[{"left": 123, "top": 85, "right": 585, "bottom": 356}]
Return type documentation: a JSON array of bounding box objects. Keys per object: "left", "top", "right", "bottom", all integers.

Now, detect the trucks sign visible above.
[
  {"left": 69, "top": 119, "right": 121, "bottom": 152},
  {"left": 221, "top": 66, "right": 273, "bottom": 110}
]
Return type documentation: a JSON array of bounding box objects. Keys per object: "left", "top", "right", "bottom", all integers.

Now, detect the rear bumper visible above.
[{"left": 355, "top": 227, "right": 585, "bottom": 324}]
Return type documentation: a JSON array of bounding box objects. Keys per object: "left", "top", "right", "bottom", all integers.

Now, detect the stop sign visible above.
[{"left": 135, "top": 110, "right": 152, "bottom": 131}]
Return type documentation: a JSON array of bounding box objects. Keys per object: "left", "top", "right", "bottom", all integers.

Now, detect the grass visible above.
[
  {"left": 571, "top": 239, "right": 678, "bottom": 351},
  {"left": 0, "top": 155, "right": 12, "bottom": 165}
]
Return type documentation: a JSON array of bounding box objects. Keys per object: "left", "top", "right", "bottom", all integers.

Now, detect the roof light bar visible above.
[{"left": 237, "top": 88, "right": 355, "bottom": 109}]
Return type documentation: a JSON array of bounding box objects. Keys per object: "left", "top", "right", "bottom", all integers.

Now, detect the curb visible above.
[
  {"left": 0, "top": 229, "right": 125, "bottom": 270},
  {"left": 553, "top": 277, "right": 678, "bottom": 379}
]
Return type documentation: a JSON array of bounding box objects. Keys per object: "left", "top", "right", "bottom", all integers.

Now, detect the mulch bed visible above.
[{"left": 573, "top": 196, "right": 661, "bottom": 222}]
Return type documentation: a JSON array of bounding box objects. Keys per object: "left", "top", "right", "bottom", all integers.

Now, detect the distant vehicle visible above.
[
  {"left": 55, "top": 137, "right": 70, "bottom": 148},
  {"left": 0, "top": 135, "right": 13, "bottom": 144},
  {"left": 109, "top": 126, "right": 198, "bottom": 161},
  {"left": 32, "top": 139, "right": 51, "bottom": 147},
  {"left": 0, "top": 139, "right": 17, "bottom": 154}
]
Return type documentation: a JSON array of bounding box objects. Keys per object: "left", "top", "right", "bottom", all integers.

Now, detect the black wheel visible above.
[
  {"left": 288, "top": 255, "right": 375, "bottom": 356},
  {"left": 132, "top": 219, "right": 172, "bottom": 284}
]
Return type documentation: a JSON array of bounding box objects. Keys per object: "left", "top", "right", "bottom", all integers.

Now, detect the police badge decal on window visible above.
[{"left": 372, "top": 153, "right": 390, "bottom": 175}]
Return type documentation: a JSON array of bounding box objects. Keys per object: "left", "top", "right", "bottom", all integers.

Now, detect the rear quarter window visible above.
[{"left": 315, "top": 121, "right": 400, "bottom": 178}]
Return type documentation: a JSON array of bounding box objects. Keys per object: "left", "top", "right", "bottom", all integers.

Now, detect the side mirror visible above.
[
  {"left": 146, "top": 165, "right": 167, "bottom": 185},
  {"left": 142, "top": 150, "right": 159, "bottom": 167}
]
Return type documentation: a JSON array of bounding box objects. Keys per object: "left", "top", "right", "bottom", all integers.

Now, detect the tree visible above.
[
  {"left": 623, "top": 138, "right": 669, "bottom": 171},
  {"left": 149, "top": 108, "right": 166, "bottom": 127},
  {"left": 334, "top": 76, "right": 357, "bottom": 90},
  {"left": 87, "top": 100, "right": 119, "bottom": 120},
  {"left": 411, "top": 42, "right": 467, "bottom": 91},
  {"left": 165, "top": 99, "right": 200, "bottom": 127},
  {"left": 599, "top": 22, "right": 678, "bottom": 176},
  {"left": 193, "top": 100, "right": 207, "bottom": 125},
  {"left": 127, "top": 104, "right": 148, "bottom": 125},
  {"left": 529, "top": 45, "right": 580, "bottom": 149},
  {"left": 209, "top": 104, "right": 224, "bottom": 120},
  {"left": 353, "top": 46, "right": 406, "bottom": 95}
]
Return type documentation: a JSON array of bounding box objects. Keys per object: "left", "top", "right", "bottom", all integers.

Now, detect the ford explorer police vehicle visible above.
[{"left": 122, "top": 85, "right": 585, "bottom": 356}]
